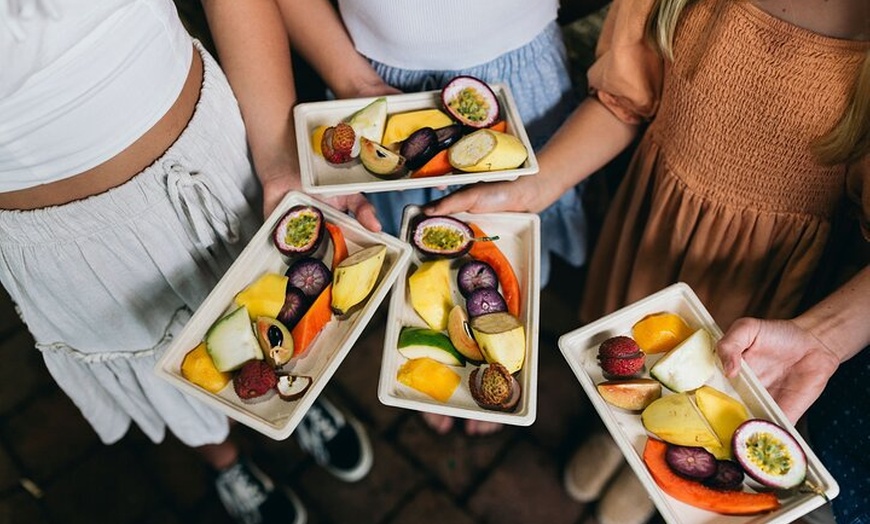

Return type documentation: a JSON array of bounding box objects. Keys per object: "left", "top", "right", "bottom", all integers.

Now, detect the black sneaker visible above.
[
  {"left": 215, "top": 458, "right": 307, "bottom": 524},
  {"left": 295, "top": 397, "right": 373, "bottom": 482}
]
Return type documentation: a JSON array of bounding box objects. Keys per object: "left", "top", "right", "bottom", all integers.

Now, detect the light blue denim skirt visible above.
[
  {"left": 0, "top": 42, "right": 262, "bottom": 447},
  {"left": 365, "top": 21, "right": 587, "bottom": 285}
]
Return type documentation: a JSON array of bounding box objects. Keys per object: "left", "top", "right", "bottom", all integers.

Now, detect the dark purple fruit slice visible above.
[
  {"left": 277, "top": 286, "right": 307, "bottom": 329},
  {"left": 434, "top": 124, "right": 464, "bottom": 149},
  {"left": 410, "top": 215, "right": 475, "bottom": 258},
  {"left": 285, "top": 257, "right": 331, "bottom": 298},
  {"left": 465, "top": 287, "right": 508, "bottom": 318},
  {"left": 665, "top": 445, "right": 717, "bottom": 480},
  {"left": 272, "top": 205, "right": 325, "bottom": 257},
  {"left": 732, "top": 418, "right": 807, "bottom": 489},
  {"left": 441, "top": 75, "right": 499, "bottom": 129},
  {"left": 703, "top": 460, "right": 745, "bottom": 491},
  {"left": 457, "top": 260, "right": 498, "bottom": 297},
  {"left": 400, "top": 127, "right": 438, "bottom": 170}
]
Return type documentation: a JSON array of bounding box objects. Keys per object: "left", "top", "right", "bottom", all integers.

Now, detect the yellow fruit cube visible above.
[
  {"left": 382, "top": 109, "right": 454, "bottom": 146},
  {"left": 408, "top": 259, "right": 453, "bottom": 331},
  {"left": 397, "top": 357, "right": 461, "bottom": 403},
  {"left": 234, "top": 272, "right": 288, "bottom": 320},
  {"left": 181, "top": 342, "right": 232, "bottom": 393}
]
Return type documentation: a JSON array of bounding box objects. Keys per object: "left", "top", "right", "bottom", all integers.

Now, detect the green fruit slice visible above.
[
  {"left": 649, "top": 328, "right": 717, "bottom": 392},
  {"left": 205, "top": 306, "right": 263, "bottom": 372},
  {"left": 398, "top": 327, "right": 465, "bottom": 366},
  {"left": 347, "top": 97, "right": 387, "bottom": 144}
]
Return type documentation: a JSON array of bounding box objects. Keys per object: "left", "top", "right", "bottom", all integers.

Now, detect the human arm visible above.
[
  {"left": 200, "top": 0, "right": 381, "bottom": 230},
  {"left": 274, "top": 0, "right": 400, "bottom": 98},
  {"left": 717, "top": 265, "right": 870, "bottom": 423},
  {"left": 425, "top": 96, "right": 639, "bottom": 215}
]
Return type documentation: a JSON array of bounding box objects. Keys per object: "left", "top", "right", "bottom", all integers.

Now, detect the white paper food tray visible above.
[
  {"left": 557, "top": 283, "right": 839, "bottom": 524},
  {"left": 378, "top": 206, "right": 540, "bottom": 426},
  {"left": 155, "top": 191, "right": 412, "bottom": 440},
  {"left": 294, "top": 84, "right": 538, "bottom": 196}
]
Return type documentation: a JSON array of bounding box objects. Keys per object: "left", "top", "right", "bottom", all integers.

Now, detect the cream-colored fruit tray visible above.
[
  {"left": 558, "top": 283, "right": 838, "bottom": 524},
  {"left": 155, "top": 191, "right": 412, "bottom": 440},
  {"left": 294, "top": 84, "right": 538, "bottom": 197},
  {"left": 378, "top": 206, "right": 540, "bottom": 426}
]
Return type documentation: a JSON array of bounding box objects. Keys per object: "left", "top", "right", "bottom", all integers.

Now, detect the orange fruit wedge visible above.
[
  {"left": 631, "top": 312, "right": 694, "bottom": 354},
  {"left": 310, "top": 125, "right": 328, "bottom": 156}
]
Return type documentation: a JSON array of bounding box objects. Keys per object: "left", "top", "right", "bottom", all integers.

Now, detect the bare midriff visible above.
[{"left": 0, "top": 45, "right": 204, "bottom": 210}]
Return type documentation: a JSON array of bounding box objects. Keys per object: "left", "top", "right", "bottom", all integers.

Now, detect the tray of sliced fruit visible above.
[
  {"left": 155, "top": 191, "right": 412, "bottom": 440},
  {"left": 378, "top": 205, "right": 540, "bottom": 426},
  {"left": 294, "top": 75, "right": 538, "bottom": 196},
  {"left": 558, "top": 283, "right": 839, "bottom": 524}
]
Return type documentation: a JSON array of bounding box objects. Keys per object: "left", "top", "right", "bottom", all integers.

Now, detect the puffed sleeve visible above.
[
  {"left": 587, "top": 0, "right": 664, "bottom": 124},
  {"left": 846, "top": 155, "right": 870, "bottom": 241}
]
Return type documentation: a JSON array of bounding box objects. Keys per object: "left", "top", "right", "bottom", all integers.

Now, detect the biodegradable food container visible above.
[
  {"left": 558, "top": 283, "right": 839, "bottom": 524},
  {"left": 155, "top": 191, "right": 412, "bottom": 440},
  {"left": 294, "top": 84, "right": 538, "bottom": 196},
  {"left": 378, "top": 206, "right": 540, "bottom": 426}
]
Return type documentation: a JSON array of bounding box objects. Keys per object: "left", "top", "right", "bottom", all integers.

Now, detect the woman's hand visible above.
[
  {"left": 258, "top": 159, "right": 381, "bottom": 232},
  {"left": 717, "top": 317, "right": 840, "bottom": 423},
  {"left": 423, "top": 175, "right": 552, "bottom": 216}
]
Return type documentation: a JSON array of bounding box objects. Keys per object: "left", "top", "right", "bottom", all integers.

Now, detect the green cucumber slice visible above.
[
  {"left": 205, "top": 306, "right": 263, "bottom": 372},
  {"left": 398, "top": 327, "right": 465, "bottom": 366}
]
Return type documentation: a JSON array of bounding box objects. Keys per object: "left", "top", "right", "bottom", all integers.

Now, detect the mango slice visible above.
[
  {"left": 408, "top": 259, "right": 453, "bottom": 331},
  {"left": 234, "top": 272, "right": 289, "bottom": 320},
  {"left": 397, "top": 357, "right": 461, "bottom": 402},
  {"left": 382, "top": 109, "right": 454, "bottom": 146}
]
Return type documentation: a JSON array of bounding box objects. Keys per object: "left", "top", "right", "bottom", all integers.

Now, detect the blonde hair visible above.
[{"left": 645, "top": 0, "right": 870, "bottom": 164}]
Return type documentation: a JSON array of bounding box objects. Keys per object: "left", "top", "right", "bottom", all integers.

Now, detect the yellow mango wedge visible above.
[
  {"left": 234, "top": 272, "right": 288, "bottom": 320},
  {"left": 408, "top": 259, "right": 453, "bottom": 331}
]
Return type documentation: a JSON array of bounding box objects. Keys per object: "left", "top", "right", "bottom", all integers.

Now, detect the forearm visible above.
[
  {"left": 275, "top": 0, "right": 386, "bottom": 98},
  {"left": 531, "top": 97, "right": 639, "bottom": 206},
  {"left": 793, "top": 265, "right": 870, "bottom": 363},
  {"left": 201, "top": 0, "right": 299, "bottom": 186}
]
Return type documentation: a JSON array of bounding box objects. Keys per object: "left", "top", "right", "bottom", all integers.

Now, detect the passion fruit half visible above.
[
  {"left": 272, "top": 205, "right": 325, "bottom": 257},
  {"left": 410, "top": 215, "right": 475, "bottom": 258},
  {"left": 732, "top": 419, "right": 807, "bottom": 490},
  {"left": 441, "top": 75, "right": 499, "bottom": 129}
]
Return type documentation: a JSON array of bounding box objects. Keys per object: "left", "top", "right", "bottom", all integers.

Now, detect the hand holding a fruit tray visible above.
[
  {"left": 203, "top": 1, "right": 383, "bottom": 232},
  {"left": 717, "top": 266, "right": 870, "bottom": 423}
]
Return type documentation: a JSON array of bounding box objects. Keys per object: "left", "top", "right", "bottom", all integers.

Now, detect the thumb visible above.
[
  {"left": 716, "top": 317, "right": 761, "bottom": 378},
  {"left": 423, "top": 189, "right": 480, "bottom": 216}
]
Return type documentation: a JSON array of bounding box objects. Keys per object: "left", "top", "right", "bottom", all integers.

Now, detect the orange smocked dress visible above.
[{"left": 580, "top": 0, "right": 870, "bottom": 328}]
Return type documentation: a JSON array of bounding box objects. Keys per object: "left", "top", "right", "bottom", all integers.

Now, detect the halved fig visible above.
[
  {"left": 285, "top": 257, "right": 331, "bottom": 298},
  {"left": 410, "top": 215, "right": 475, "bottom": 258},
  {"left": 277, "top": 286, "right": 307, "bottom": 329},
  {"left": 254, "top": 317, "right": 295, "bottom": 367},
  {"left": 359, "top": 137, "right": 408, "bottom": 179},
  {"left": 272, "top": 205, "right": 325, "bottom": 257},
  {"left": 465, "top": 287, "right": 508, "bottom": 318},
  {"left": 665, "top": 445, "right": 718, "bottom": 480},
  {"left": 703, "top": 460, "right": 745, "bottom": 491},
  {"left": 400, "top": 127, "right": 439, "bottom": 170},
  {"left": 456, "top": 260, "right": 498, "bottom": 297},
  {"left": 732, "top": 419, "right": 807, "bottom": 489},
  {"left": 469, "top": 362, "right": 521, "bottom": 411},
  {"left": 441, "top": 75, "right": 499, "bottom": 129},
  {"left": 276, "top": 373, "right": 313, "bottom": 401}
]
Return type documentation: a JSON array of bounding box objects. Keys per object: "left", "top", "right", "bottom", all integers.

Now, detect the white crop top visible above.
[
  {"left": 0, "top": 0, "right": 192, "bottom": 191},
  {"left": 337, "top": 0, "right": 558, "bottom": 70}
]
